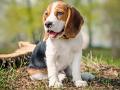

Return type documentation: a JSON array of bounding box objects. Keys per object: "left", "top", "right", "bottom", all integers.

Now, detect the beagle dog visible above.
[{"left": 27, "top": 0, "right": 89, "bottom": 88}]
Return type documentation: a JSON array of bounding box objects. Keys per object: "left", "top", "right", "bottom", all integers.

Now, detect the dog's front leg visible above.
[
  {"left": 71, "top": 51, "right": 88, "bottom": 87},
  {"left": 46, "top": 55, "right": 63, "bottom": 88}
]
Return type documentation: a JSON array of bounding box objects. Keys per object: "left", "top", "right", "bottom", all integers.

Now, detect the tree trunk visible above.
[
  {"left": 87, "top": 21, "right": 92, "bottom": 48},
  {"left": 0, "top": 41, "right": 36, "bottom": 68},
  {"left": 26, "top": 0, "right": 36, "bottom": 42},
  {"left": 105, "top": 0, "right": 120, "bottom": 58},
  {"left": 88, "top": 0, "right": 93, "bottom": 48},
  {"left": 111, "top": 29, "right": 120, "bottom": 58}
]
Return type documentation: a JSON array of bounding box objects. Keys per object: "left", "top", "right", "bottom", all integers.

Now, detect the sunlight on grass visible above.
[
  {"left": 0, "top": 48, "right": 120, "bottom": 89},
  {"left": 0, "top": 68, "right": 17, "bottom": 89},
  {"left": 83, "top": 48, "right": 120, "bottom": 67}
]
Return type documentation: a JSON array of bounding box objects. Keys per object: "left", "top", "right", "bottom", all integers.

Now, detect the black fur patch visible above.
[{"left": 28, "top": 41, "right": 47, "bottom": 69}]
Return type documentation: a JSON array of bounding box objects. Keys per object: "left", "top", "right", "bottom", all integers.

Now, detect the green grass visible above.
[
  {"left": 83, "top": 48, "right": 120, "bottom": 67},
  {"left": 0, "top": 68, "right": 16, "bottom": 90},
  {"left": 0, "top": 48, "right": 120, "bottom": 90}
]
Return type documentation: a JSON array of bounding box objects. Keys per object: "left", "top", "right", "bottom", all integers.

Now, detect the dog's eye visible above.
[
  {"left": 44, "top": 11, "right": 48, "bottom": 16},
  {"left": 57, "top": 11, "right": 64, "bottom": 16}
]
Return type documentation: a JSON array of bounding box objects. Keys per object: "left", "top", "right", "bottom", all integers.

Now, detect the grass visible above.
[
  {"left": 0, "top": 48, "right": 120, "bottom": 90},
  {"left": 83, "top": 48, "right": 120, "bottom": 67},
  {"left": 0, "top": 68, "right": 17, "bottom": 90}
]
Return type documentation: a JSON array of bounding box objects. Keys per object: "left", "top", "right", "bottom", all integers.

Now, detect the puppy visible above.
[{"left": 28, "top": 0, "right": 90, "bottom": 88}]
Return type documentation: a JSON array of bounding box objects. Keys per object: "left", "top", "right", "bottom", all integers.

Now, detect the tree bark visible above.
[
  {"left": 87, "top": 0, "right": 93, "bottom": 48},
  {"left": 0, "top": 41, "right": 36, "bottom": 68},
  {"left": 111, "top": 29, "right": 120, "bottom": 58},
  {"left": 26, "top": 0, "right": 36, "bottom": 42}
]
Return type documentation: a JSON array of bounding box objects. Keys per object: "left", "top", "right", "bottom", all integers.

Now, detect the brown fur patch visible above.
[
  {"left": 54, "top": 1, "right": 68, "bottom": 22},
  {"left": 43, "top": 1, "right": 84, "bottom": 40},
  {"left": 63, "top": 6, "right": 84, "bottom": 38},
  {"left": 27, "top": 68, "right": 47, "bottom": 75}
]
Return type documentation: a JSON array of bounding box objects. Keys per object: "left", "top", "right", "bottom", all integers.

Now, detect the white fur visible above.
[
  {"left": 46, "top": 32, "right": 88, "bottom": 88},
  {"left": 44, "top": 2, "right": 87, "bottom": 88},
  {"left": 58, "top": 72, "right": 66, "bottom": 82},
  {"left": 44, "top": 2, "right": 65, "bottom": 33},
  {"left": 30, "top": 73, "right": 48, "bottom": 80},
  {"left": 30, "top": 73, "right": 66, "bottom": 83}
]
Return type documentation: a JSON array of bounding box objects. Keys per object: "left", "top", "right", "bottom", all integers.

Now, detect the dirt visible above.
[{"left": 4, "top": 64, "right": 120, "bottom": 90}]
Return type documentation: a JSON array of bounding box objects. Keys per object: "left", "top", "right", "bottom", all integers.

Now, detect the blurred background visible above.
[{"left": 0, "top": 0, "right": 120, "bottom": 59}]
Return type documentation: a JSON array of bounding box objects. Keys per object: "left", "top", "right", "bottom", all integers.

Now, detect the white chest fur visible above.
[
  {"left": 45, "top": 32, "right": 88, "bottom": 88},
  {"left": 46, "top": 32, "right": 83, "bottom": 71}
]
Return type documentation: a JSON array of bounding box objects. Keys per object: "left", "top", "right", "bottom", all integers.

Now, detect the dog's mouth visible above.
[{"left": 47, "top": 29, "right": 64, "bottom": 38}]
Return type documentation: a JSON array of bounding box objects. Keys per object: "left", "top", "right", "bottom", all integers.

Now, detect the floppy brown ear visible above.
[{"left": 64, "top": 7, "right": 84, "bottom": 38}]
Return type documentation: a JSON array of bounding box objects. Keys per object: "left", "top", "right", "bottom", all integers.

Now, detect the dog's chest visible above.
[
  {"left": 55, "top": 44, "right": 73, "bottom": 70},
  {"left": 46, "top": 35, "right": 82, "bottom": 71},
  {"left": 48, "top": 41, "right": 73, "bottom": 70}
]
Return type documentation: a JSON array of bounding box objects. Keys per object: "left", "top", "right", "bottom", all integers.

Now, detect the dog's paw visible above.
[
  {"left": 58, "top": 73, "right": 66, "bottom": 82},
  {"left": 74, "top": 80, "right": 88, "bottom": 87},
  {"left": 49, "top": 80, "right": 63, "bottom": 88}
]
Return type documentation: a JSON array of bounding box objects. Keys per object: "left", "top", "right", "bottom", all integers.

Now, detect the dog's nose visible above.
[{"left": 45, "top": 21, "right": 53, "bottom": 28}]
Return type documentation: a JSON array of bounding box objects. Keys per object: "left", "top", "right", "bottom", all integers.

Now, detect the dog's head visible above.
[{"left": 43, "top": 0, "right": 84, "bottom": 40}]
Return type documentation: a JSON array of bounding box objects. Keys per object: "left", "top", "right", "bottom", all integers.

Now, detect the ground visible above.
[{"left": 0, "top": 48, "right": 120, "bottom": 90}]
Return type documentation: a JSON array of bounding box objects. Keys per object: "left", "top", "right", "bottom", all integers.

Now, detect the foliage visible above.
[
  {"left": 68, "top": 0, "right": 101, "bottom": 47},
  {"left": 0, "top": 0, "right": 51, "bottom": 42},
  {"left": 104, "top": 0, "right": 120, "bottom": 31},
  {"left": 104, "top": 0, "right": 120, "bottom": 58},
  {"left": 0, "top": 0, "right": 51, "bottom": 53},
  {"left": 105, "top": 0, "right": 120, "bottom": 20}
]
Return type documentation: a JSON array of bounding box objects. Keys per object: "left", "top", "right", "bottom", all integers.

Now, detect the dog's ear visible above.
[{"left": 64, "top": 6, "right": 84, "bottom": 38}]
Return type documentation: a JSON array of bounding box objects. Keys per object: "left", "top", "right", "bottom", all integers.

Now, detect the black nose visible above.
[{"left": 45, "top": 21, "right": 53, "bottom": 28}]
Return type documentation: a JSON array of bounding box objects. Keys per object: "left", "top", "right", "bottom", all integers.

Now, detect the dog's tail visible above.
[{"left": 81, "top": 72, "right": 95, "bottom": 81}]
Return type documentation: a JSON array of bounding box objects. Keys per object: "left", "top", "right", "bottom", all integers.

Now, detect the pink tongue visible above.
[{"left": 49, "top": 31, "right": 58, "bottom": 38}]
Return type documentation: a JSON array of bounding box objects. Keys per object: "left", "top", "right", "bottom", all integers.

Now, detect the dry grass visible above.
[{"left": 0, "top": 49, "right": 120, "bottom": 90}]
